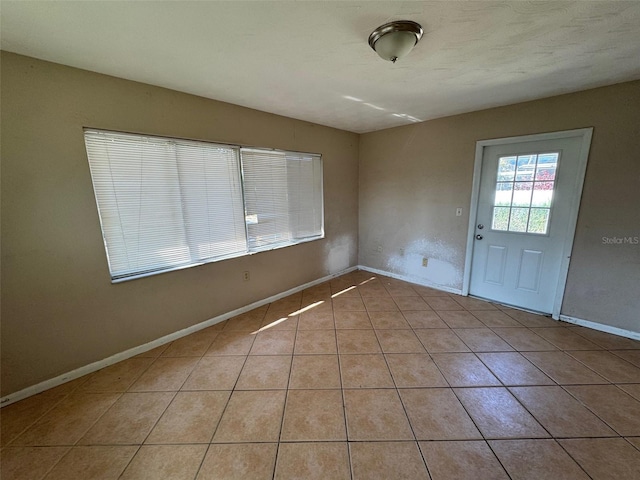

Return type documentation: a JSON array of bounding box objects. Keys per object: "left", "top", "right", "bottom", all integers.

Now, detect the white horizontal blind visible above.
[
  {"left": 241, "top": 149, "right": 292, "bottom": 249},
  {"left": 241, "top": 148, "right": 323, "bottom": 250},
  {"left": 84, "top": 130, "right": 246, "bottom": 280}
]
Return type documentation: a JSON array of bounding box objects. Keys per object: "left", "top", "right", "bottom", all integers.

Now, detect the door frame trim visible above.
[{"left": 462, "top": 128, "right": 593, "bottom": 319}]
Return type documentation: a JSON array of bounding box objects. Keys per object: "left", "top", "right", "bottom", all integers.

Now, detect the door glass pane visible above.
[
  {"left": 532, "top": 182, "right": 554, "bottom": 207},
  {"left": 495, "top": 182, "right": 514, "bottom": 206},
  {"left": 512, "top": 182, "right": 533, "bottom": 207},
  {"left": 509, "top": 208, "right": 529, "bottom": 232},
  {"left": 536, "top": 153, "right": 558, "bottom": 181},
  {"left": 528, "top": 208, "right": 550, "bottom": 234},
  {"left": 515, "top": 155, "right": 536, "bottom": 181},
  {"left": 497, "top": 156, "right": 516, "bottom": 181},
  {"left": 492, "top": 207, "right": 510, "bottom": 231}
]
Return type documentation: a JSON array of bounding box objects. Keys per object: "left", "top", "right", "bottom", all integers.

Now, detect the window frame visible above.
[{"left": 83, "top": 128, "right": 325, "bottom": 283}]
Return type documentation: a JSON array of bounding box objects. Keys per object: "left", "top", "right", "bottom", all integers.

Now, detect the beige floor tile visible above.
[
  {"left": 129, "top": 357, "right": 199, "bottom": 391},
  {"left": 415, "top": 329, "right": 470, "bottom": 353},
  {"left": 334, "top": 311, "right": 373, "bottom": 329},
  {"left": 1, "top": 392, "right": 68, "bottom": 446},
  {"left": 259, "top": 312, "right": 298, "bottom": 331},
  {"left": 0, "top": 446, "right": 70, "bottom": 480},
  {"left": 344, "top": 389, "right": 413, "bottom": 440},
  {"left": 386, "top": 284, "right": 419, "bottom": 297},
  {"left": 145, "top": 391, "right": 230, "bottom": 444},
  {"left": 235, "top": 355, "right": 291, "bottom": 390},
  {"left": 78, "top": 358, "right": 154, "bottom": 393},
  {"left": 297, "top": 309, "right": 334, "bottom": 330},
  {"left": 455, "top": 387, "right": 548, "bottom": 439},
  {"left": 476, "top": 352, "right": 555, "bottom": 386},
  {"left": 453, "top": 297, "right": 498, "bottom": 310},
  {"left": 425, "top": 297, "right": 464, "bottom": 310},
  {"left": 565, "top": 385, "right": 640, "bottom": 436},
  {"left": 403, "top": 310, "right": 448, "bottom": 328},
  {"left": 294, "top": 330, "right": 337, "bottom": 354},
  {"left": 275, "top": 442, "right": 350, "bottom": 480},
  {"left": 490, "top": 439, "right": 589, "bottom": 480},
  {"left": 470, "top": 309, "right": 523, "bottom": 327},
  {"left": 612, "top": 350, "right": 640, "bottom": 368},
  {"left": 224, "top": 306, "right": 268, "bottom": 330},
  {"left": 510, "top": 386, "right": 616, "bottom": 437},
  {"left": 340, "top": 354, "right": 394, "bottom": 388},
  {"left": 619, "top": 384, "right": 640, "bottom": 401},
  {"left": 212, "top": 390, "right": 286, "bottom": 442},
  {"left": 204, "top": 331, "right": 255, "bottom": 355},
  {"left": 289, "top": 355, "right": 341, "bottom": 389},
  {"left": 11, "top": 393, "right": 120, "bottom": 446},
  {"left": 501, "top": 308, "right": 560, "bottom": 328},
  {"left": 413, "top": 285, "right": 450, "bottom": 297},
  {"left": 626, "top": 437, "right": 640, "bottom": 449},
  {"left": 358, "top": 282, "right": 391, "bottom": 297},
  {"left": 454, "top": 328, "right": 514, "bottom": 352},
  {"left": 120, "top": 445, "right": 207, "bottom": 480},
  {"left": 336, "top": 329, "right": 382, "bottom": 354},
  {"left": 420, "top": 441, "right": 508, "bottom": 480},
  {"left": 267, "top": 294, "right": 302, "bottom": 315},
  {"left": 568, "top": 350, "right": 640, "bottom": 383},
  {"left": 280, "top": 390, "right": 346, "bottom": 441},
  {"left": 385, "top": 353, "right": 448, "bottom": 387},
  {"left": 42, "top": 446, "right": 136, "bottom": 480},
  {"left": 79, "top": 392, "right": 173, "bottom": 445},
  {"left": 559, "top": 438, "right": 640, "bottom": 480},
  {"left": 181, "top": 355, "right": 245, "bottom": 390},
  {"left": 394, "top": 296, "right": 431, "bottom": 311},
  {"left": 492, "top": 328, "right": 558, "bottom": 351},
  {"left": 44, "top": 377, "right": 90, "bottom": 397},
  {"left": 197, "top": 443, "right": 277, "bottom": 480},
  {"left": 332, "top": 296, "right": 366, "bottom": 311},
  {"left": 399, "top": 388, "right": 482, "bottom": 440},
  {"left": 362, "top": 296, "right": 399, "bottom": 311},
  {"left": 531, "top": 327, "right": 602, "bottom": 350},
  {"left": 568, "top": 327, "right": 640, "bottom": 350},
  {"left": 368, "top": 311, "right": 411, "bottom": 329},
  {"left": 432, "top": 353, "right": 501, "bottom": 387},
  {"left": 250, "top": 329, "right": 296, "bottom": 355},
  {"left": 223, "top": 314, "right": 264, "bottom": 332},
  {"left": 376, "top": 329, "right": 426, "bottom": 353},
  {"left": 438, "top": 311, "right": 485, "bottom": 328},
  {"left": 161, "top": 328, "right": 220, "bottom": 357},
  {"left": 522, "top": 351, "right": 607, "bottom": 384},
  {"left": 350, "top": 441, "right": 429, "bottom": 480}
]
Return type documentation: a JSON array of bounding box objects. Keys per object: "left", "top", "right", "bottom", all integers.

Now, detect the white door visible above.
[{"left": 468, "top": 130, "right": 591, "bottom": 314}]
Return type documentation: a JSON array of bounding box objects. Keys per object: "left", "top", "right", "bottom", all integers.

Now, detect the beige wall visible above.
[
  {"left": 0, "top": 52, "right": 359, "bottom": 396},
  {"left": 359, "top": 81, "right": 640, "bottom": 334}
]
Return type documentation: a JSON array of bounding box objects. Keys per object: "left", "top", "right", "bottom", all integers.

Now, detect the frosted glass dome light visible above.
[{"left": 368, "top": 20, "right": 423, "bottom": 63}]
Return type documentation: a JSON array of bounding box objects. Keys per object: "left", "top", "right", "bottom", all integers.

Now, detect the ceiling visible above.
[{"left": 2, "top": 1, "right": 640, "bottom": 133}]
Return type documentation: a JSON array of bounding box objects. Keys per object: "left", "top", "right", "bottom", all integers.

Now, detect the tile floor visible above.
[{"left": 1, "top": 270, "right": 640, "bottom": 479}]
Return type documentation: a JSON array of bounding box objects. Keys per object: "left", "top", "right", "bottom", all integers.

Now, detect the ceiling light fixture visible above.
[{"left": 368, "top": 20, "right": 423, "bottom": 63}]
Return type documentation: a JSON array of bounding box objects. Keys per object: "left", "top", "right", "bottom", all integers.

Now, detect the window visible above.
[
  {"left": 491, "top": 152, "right": 559, "bottom": 234},
  {"left": 84, "top": 129, "right": 323, "bottom": 282}
]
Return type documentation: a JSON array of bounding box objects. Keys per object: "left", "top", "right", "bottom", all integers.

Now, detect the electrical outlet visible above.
[
  {"left": 243, "top": 271, "right": 250, "bottom": 281},
  {"left": 456, "top": 207, "right": 463, "bottom": 217},
  {"left": 399, "top": 247, "right": 405, "bottom": 256},
  {"left": 376, "top": 245, "right": 383, "bottom": 253},
  {"left": 422, "top": 257, "right": 429, "bottom": 267}
]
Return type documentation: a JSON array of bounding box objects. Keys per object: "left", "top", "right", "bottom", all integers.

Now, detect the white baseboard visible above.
[
  {"left": 357, "top": 265, "right": 463, "bottom": 295},
  {"left": 559, "top": 314, "right": 640, "bottom": 341},
  {"left": 0, "top": 266, "right": 357, "bottom": 408}
]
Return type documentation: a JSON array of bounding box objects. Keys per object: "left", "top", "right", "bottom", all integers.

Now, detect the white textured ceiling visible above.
[{"left": 2, "top": 1, "right": 640, "bottom": 133}]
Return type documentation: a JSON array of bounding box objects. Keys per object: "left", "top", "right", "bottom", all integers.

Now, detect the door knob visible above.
[{"left": 476, "top": 234, "right": 483, "bottom": 240}]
